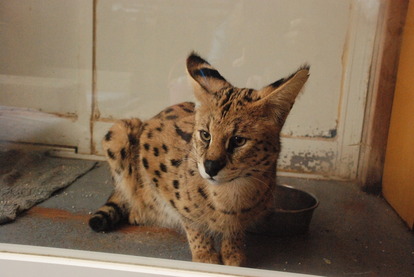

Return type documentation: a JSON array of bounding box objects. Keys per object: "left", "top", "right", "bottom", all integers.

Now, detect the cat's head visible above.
[{"left": 186, "top": 52, "right": 309, "bottom": 185}]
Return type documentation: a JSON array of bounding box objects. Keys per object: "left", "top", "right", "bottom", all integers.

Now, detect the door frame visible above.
[{"left": 357, "top": 0, "right": 408, "bottom": 192}]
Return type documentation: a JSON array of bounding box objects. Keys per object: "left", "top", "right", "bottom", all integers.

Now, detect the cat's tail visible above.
[{"left": 89, "top": 191, "right": 129, "bottom": 232}]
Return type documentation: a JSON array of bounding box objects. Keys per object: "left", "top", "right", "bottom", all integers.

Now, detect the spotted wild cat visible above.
[{"left": 89, "top": 53, "right": 309, "bottom": 266}]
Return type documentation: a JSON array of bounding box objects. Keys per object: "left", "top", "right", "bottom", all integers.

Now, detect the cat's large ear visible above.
[
  {"left": 257, "top": 65, "right": 310, "bottom": 126},
  {"left": 186, "top": 52, "right": 232, "bottom": 104}
]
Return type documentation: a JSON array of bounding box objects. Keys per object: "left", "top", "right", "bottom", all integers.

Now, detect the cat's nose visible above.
[{"left": 204, "top": 159, "right": 226, "bottom": 178}]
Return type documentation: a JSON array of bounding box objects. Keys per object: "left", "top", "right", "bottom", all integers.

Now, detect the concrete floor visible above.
[{"left": 0, "top": 160, "right": 413, "bottom": 277}]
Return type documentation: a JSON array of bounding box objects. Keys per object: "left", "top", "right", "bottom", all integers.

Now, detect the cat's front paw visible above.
[
  {"left": 220, "top": 234, "right": 246, "bottom": 266},
  {"left": 192, "top": 251, "right": 221, "bottom": 264},
  {"left": 221, "top": 251, "right": 246, "bottom": 266}
]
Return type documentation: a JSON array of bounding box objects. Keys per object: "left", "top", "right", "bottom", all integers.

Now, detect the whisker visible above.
[
  {"left": 247, "top": 175, "right": 278, "bottom": 200},
  {"left": 246, "top": 167, "right": 275, "bottom": 174}
]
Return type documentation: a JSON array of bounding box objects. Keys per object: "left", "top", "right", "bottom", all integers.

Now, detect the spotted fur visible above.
[{"left": 89, "top": 52, "right": 310, "bottom": 266}]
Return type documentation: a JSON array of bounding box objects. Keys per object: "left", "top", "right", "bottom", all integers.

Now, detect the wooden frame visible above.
[{"left": 0, "top": 243, "right": 312, "bottom": 277}]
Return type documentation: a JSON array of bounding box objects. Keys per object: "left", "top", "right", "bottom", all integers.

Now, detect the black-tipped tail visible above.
[
  {"left": 89, "top": 212, "right": 111, "bottom": 232},
  {"left": 89, "top": 202, "right": 127, "bottom": 232}
]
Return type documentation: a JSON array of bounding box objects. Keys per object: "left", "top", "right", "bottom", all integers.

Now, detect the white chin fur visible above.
[{"left": 197, "top": 162, "right": 210, "bottom": 180}]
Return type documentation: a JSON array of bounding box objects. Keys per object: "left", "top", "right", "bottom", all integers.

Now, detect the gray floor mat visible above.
[{"left": 0, "top": 150, "right": 97, "bottom": 224}]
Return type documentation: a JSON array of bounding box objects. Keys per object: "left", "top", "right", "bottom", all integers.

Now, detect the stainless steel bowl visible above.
[{"left": 249, "top": 184, "right": 319, "bottom": 236}]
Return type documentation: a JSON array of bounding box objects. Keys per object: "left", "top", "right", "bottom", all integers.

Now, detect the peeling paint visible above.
[
  {"left": 279, "top": 151, "right": 335, "bottom": 174},
  {"left": 328, "top": 128, "right": 337, "bottom": 138},
  {"left": 281, "top": 127, "right": 338, "bottom": 139}
]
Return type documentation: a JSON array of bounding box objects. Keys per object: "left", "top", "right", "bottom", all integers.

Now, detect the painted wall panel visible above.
[
  {"left": 95, "top": 0, "right": 349, "bottom": 139},
  {"left": 94, "top": 0, "right": 379, "bottom": 178},
  {"left": 0, "top": 0, "right": 93, "bottom": 152}
]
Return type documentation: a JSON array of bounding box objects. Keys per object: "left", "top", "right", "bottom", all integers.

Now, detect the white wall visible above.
[{"left": 0, "top": 0, "right": 382, "bottom": 179}]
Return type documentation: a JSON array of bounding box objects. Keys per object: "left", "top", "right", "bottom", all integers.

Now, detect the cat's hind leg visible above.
[
  {"left": 102, "top": 118, "right": 142, "bottom": 178},
  {"left": 90, "top": 118, "right": 143, "bottom": 232}
]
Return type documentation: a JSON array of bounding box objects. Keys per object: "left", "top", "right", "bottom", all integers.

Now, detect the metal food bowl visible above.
[{"left": 248, "top": 184, "right": 319, "bottom": 236}]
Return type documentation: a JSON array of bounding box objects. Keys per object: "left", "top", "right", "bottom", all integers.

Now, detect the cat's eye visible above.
[
  {"left": 199, "top": 130, "right": 211, "bottom": 143},
  {"left": 229, "top": 136, "right": 247, "bottom": 148}
]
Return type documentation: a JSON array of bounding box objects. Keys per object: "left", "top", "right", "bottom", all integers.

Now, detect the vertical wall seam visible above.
[{"left": 90, "top": 0, "right": 98, "bottom": 154}]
